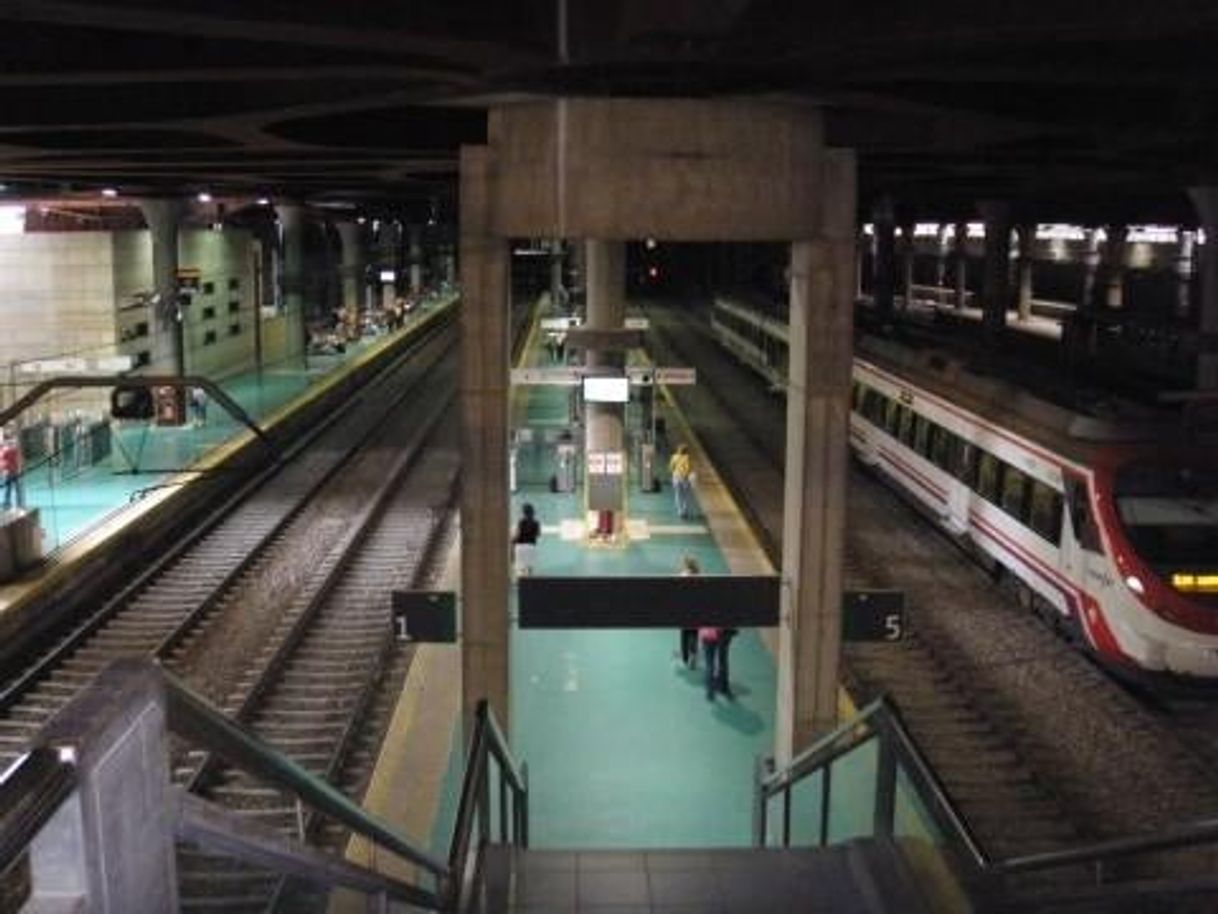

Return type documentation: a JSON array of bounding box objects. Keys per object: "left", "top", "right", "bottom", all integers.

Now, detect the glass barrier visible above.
[
  {"left": 826, "top": 736, "right": 877, "bottom": 844},
  {"left": 894, "top": 765, "right": 972, "bottom": 914},
  {"left": 787, "top": 768, "right": 823, "bottom": 847}
]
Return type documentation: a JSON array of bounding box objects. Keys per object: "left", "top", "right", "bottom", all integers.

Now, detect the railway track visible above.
[
  {"left": 647, "top": 302, "right": 1218, "bottom": 871},
  {"left": 173, "top": 412, "right": 460, "bottom": 912},
  {"left": 0, "top": 316, "right": 456, "bottom": 771}
]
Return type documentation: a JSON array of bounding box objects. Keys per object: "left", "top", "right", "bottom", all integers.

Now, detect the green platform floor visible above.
[
  {"left": 507, "top": 313, "right": 779, "bottom": 850},
  {"left": 16, "top": 328, "right": 410, "bottom": 551}
]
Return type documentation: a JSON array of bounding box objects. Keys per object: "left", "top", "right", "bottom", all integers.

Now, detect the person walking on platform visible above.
[
  {"left": 189, "top": 387, "right": 209, "bottom": 428},
  {"left": 512, "top": 503, "right": 541, "bottom": 577},
  {"left": 716, "top": 628, "right": 739, "bottom": 700},
  {"left": 669, "top": 443, "right": 694, "bottom": 519},
  {"left": 676, "top": 555, "right": 700, "bottom": 669},
  {"left": 699, "top": 626, "right": 722, "bottom": 700},
  {"left": 0, "top": 432, "right": 23, "bottom": 510}
]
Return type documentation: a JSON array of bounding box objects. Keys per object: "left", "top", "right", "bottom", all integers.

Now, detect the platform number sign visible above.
[
  {"left": 391, "top": 591, "right": 457, "bottom": 643},
  {"left": 842, "top": 590, "right": 906, "bottom": 642}
]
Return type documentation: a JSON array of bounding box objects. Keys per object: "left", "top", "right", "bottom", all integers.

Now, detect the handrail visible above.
[
  {"left": 0, "top": 747, "right": 75, "bottom": 877},
  {"left": 163, "top": 668, "right": 451, "bottom": 880},
  {"left": 446, "top": 701, "right": 530, "bottom": 910},
  {"left": 758, "top": 693, "right": 1218, "bottom": 911}
]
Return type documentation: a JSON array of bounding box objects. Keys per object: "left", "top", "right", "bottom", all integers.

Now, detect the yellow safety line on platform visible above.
[{"left": 333, "top": 527, "right": 463, "bottom": 913}]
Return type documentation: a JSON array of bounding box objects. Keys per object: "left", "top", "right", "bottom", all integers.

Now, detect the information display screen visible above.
[{"left": 583, "top": 376, "right": 629, "bottom": 403}]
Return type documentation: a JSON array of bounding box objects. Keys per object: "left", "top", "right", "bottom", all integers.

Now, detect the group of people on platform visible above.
[
  {"left": 510, "top": 444, "right": 738, "bottom": 702},
  {"left": 677, "top": 555, "right": 737, "bottom": 702}
]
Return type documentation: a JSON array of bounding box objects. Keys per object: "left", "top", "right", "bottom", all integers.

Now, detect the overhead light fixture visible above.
[
  {"left": 357, "top": 216, "right": 366, "bottom": 225},
  {"left": 101, "top": 188, "right": 118, "bottom": 198},
  {"left": 257, "top": 197, "right": 270, "bottom": 206},
  {"left": 197, "top": 192, "right": 213, "bottom": 203}
]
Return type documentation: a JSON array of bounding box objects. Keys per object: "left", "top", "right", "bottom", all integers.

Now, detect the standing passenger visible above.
[
  {"left": 715, "top": 628, "right": 739, "bottom": 700},
  {"left": 677, "top": 555, "right": 700, "bottom": 669},
  {"left": 698, "top": 626, "right": 722, "bottom": 701},
  {"left": 512, "top": 503, "right": 541, "bottom": 577},
  {"left": 0, "top": 432, "right": 23, "bottom": 510},
  {"left": 669, "top": 444, "right": 694, "bottom": 519}
]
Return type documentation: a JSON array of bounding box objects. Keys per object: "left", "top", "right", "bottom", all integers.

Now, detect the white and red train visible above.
[{"left": 711, "top": 296, "right": 1218, "bottom": 679}]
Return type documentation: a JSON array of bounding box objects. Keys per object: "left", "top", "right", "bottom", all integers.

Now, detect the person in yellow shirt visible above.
[{"left": 669, "top": 443, "right": 693, "bottom": 519}]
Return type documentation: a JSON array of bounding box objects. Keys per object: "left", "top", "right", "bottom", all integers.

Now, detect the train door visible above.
[{"left": 1061, "top": 474, "right": 1104, "bottom": 616}]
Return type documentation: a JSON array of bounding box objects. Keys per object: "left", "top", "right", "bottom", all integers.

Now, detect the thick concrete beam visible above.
[
  {"left": 459, "top": 146, "right": 511, "bottom": 728},
  {"left": 138, "top": 198, "right": 185, "bottom": 375},
  {"left": 488, "top": 99, "right": 827, "bottom": 240},
  {"left": 777, "top": 148, "right": 856, "bottom": 762}
]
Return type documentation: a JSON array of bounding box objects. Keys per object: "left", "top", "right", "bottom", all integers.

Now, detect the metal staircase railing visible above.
[
  {"left": 755, "top": 693, "right": 1218, "bottom": 912},
  {"left": 0, "top": 659, "right": 527, "bottom": 912}
]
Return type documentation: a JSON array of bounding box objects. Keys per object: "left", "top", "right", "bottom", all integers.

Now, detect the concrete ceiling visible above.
[{"left": 0, "top": 0, "right": 1215, "bottom": 223}]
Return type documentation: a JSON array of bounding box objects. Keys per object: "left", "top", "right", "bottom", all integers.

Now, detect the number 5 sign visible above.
[{"left": 841, "top": 590, "right": 906, "bottom": 642}]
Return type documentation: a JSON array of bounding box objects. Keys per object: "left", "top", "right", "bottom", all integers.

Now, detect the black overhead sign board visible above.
[
  {"left": 518, "top": 576, "right": 781, "bottom": 629},
  {"left": 392, "top": 590, "right": 457, "bottom": 643},
  {"left": 842, "top": 590, "right": 906, "bottom": 642}
]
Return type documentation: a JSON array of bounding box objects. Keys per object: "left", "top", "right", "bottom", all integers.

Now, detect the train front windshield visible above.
[{"left": 1114, "top": 460, "right": 1218, "bottom": 596}]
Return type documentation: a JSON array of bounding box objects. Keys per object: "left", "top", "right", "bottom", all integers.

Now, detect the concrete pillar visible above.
[
  {"left": 1187, "top": 188, "right": 1218, "bottom": 390},
  {"left": 777, "top": 150, "right": 856, "bottom": 762},
  {"left": 1080, "top": 228, "right": 1102, "bottom": 311},
  {"left": 336, "top": 221, "right": 365, "bottom": 326},
  {"left": 31, "top": 661, "right": 178, "bottom": 912},
  {"left": 979, "top": 202, "right": 1012, "bottom": 340},
  {"left": 952, "top": 221, "right": 969, "bottom": 309},
  {"left": 584, "top": 240, "right": 627, "bottom": 537},
  {"left": 275, "top": 203, "right": 307, "bottom": 359},
  {"left": 550, "top": 240, "right": 567, "bottom": 310},
  {"left": 1175, "top": 230, "right": 1196, "bottom": 321},
  {"left": 1103, "top": 224, "right": 1128, "bottom": 310},
  {"left": 408, "top": 224, "right": 424, "bottom": 294},
  {"left": 1016, "top": 222, "right": 1037, "bottom": 323},
  {"left": 138, "top": 199, "right": 185, "bottom": 375},
  {"left": 872, "top": 199, "right": 895, "bottom": 316},
  {"left": 854, "top": 232, "right": 865, "bottom": 299},
  {"left": 459, "top": 146, "right": 511, "bottom": 727},
  {"left": 899, "top": 222, "right": 915, "bottom": 310}
]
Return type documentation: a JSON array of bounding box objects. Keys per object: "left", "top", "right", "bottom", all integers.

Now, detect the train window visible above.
[
  {"left": 977, "top": 453, "right": 1001, "bottom": 502},
  {"left": 868, "top": 392, "right": 888, "bottom": 427},
  {"left": 914, "top": 417, "right": 932, "bottom": 457},
  {"left": 1028, "top": 482, "right": 1064, "bottom": 544},
  {"left": 898, "top": 408, "right": 915, "bottom": 446},
  {"left": 851, "top": 382, "right": 862, "bottom": 411},
  {"left": 931, "top": 428, "right": 952, "bottom": 470},
  {"left": 957, "top": 443, "right": 979, "bottom": 487},
  {"left": 1000, "top": 466, "right": 1030, "bottom": 521},
  {"left": 885, "top": 399, "right": 901, "bottom": 435},
  {"left": 1065, "top": 477, "right": 1103, "bottom": 552}
]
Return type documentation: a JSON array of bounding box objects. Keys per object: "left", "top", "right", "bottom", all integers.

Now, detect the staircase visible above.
[{"left": 478, "top": 841, "right": 929, "bottom": 913}]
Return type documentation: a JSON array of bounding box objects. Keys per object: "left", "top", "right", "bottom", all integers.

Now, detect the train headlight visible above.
[{"left": 1124, "top": 575, "right": 1146, "bottom": 596}]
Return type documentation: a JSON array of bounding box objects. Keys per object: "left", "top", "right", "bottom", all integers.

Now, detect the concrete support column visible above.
[
  {"left": 777, "top": 151, "right": 855, "bottom": 762},
  {"left": 1080, "top": 228, "right": 1102, "bottom": 311},
  {"left": 899, "top": 222, "right": 915, "bottom": 310},
  {"left": 1016, "top": 222, "right": 1037, "bottom": 323},
  {"left": 871, "top": 198, "right": 895, "bottom": 316},
  {"left": 336, "top": 221, "right": 366, "bottom": 326},
  {"left": 952, "top": 221, "right": 969, "bottom": 309},
  {"left": 408, "top": 224, "right": 424, "bottom": 294},
  {"left": 459, "top": 147, "right": 511, "bottom": 726},
  {"left": 584, "top": 240, "right": 627, "bottom": 536},
  {"left": 1187, "top": 188, "right": 1218, "bottom": 390},
  {"left": 854, "top": 232, "right": 866, "bottom": 299},
  {"left": 138, "top": 198, "right": 185, "bottom": 375},
  {"left": 979, "top": 201, "right": 1012, "bottom": 340},
  {"left": 275, "top": 203, "right": 307, "bottom": 360},
  {"left": 1175, "top": 230, "right": 1196, "bottom": 321},
  {"left": 1103, "top": 224, "right": 1128, "bottom": 310}
]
